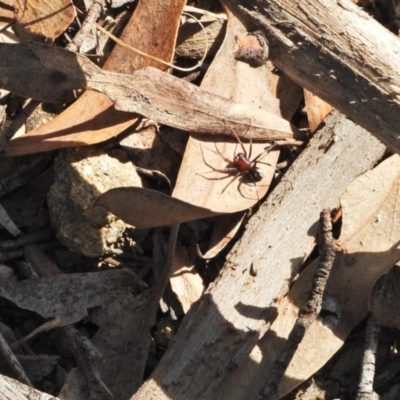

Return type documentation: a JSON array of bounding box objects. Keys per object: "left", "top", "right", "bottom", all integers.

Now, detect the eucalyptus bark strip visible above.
[
  {"left": 0, "top": 43, "right": 299, "bottom": 142},
  {"left": 221, "top": 0, "right": 400, "bottom": 154}
]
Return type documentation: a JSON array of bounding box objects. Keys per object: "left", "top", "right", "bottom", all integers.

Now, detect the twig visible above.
[
  {"left": 0, "top": 227, "right": 54, "bottom": 251},
  {"left": 65, "top": 0, "right": 105, "bottom": 53},
  {"left": 0, "top": 330, "right": 33, "bottom": 387},
  {"left": 0, "top": 154, "right": 46, "bottom": 193},
  {"left": 62, "top": 325, "right": 111, "bottom": 399},
  {"left": 10, "top": 317, "right": 63, "bottom": 351},
  {"left": 183, "top": 5, "right": 227, "bottom": 20},
  {"left": 356, "top": 315, "right": 381, "bottom": 400},
  {"left": 0, "top": 240, "right": 60, "bottom": 262},
  {"left": 259, "top": 208, "right": 337, "bottom": 399}
]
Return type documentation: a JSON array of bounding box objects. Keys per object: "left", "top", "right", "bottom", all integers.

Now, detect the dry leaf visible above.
[
  {"left": 23, "top": 243, "right": 63, "bottom": 277},
  {"left": 197, "top": 212, "right": 245, "bottom": 259},
  {"left": 14, "top": 0, "right": 75, "bottom": 41},
  {"left": 172, "top": 10, "right": 282, "bottom": 215},
  {"left": 170, "top": 246, "right": 204, "bottom": 313},
  {"left": 257, "top": 155, "right": 400, "bottom": 398},
  {"left": 268, "top": 70, "right": 303, "bottom": 121},
  {"left": 95, "top": 187, "right": 220, "bottom": 229},
  {"left": 175, "top": 16, "right": 226, "bottom": 59},
  {"left": 5, "top": 104, "right": 135, "bottom": 157},
  {"left": 304, "top": 89, "right": 333, "bottom": 133},
  {"left": 6, "top": 0, "right": 185, "bottom": 156}
]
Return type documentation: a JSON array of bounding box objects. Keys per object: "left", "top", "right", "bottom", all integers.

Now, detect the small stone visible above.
[{"left": 48, "top": 147, "right": 142, "bottom": 257}]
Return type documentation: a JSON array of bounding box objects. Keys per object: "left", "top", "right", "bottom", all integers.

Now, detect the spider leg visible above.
[
  {"left": 236, "top": 119, "right": 252, "bottom": 158},
  {"left": 219, "top": 173, "right": 242, "bottom": 197},
  {"left": 250, "top": 142, "right": 279, "bottom": 164},
  {"left": 199, "top": 143, "right": 234, "bottom": 170},
  {"left": 248, "top": 135, "right": 253, "bottom": 160},
  {"left": 249, "top": 172, "right": 260, "bottom": 202},
  {"left": 197, "top": 172, "right": 237, "bottom": 181},
  {"left": 213, "top": 143, "right": 234, "bottom": 164},
  {"left": 197, "top": 166, "right": 238, "bottom": 175},
  {"left": 255, "top": 160, "right": 282, "bottom": 175},
  {"left": 236, "top": 172, "right": 261, "bottom": 202},
  {"left": 232, "top": 130, "right": 248, "bottom": 157}
]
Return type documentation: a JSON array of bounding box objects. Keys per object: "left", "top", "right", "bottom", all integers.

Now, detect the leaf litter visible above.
[
  {"left": 4, "top": 0, "right": 186, "bottom": 157},
  {"left": 0, "top": 1, "right": 398, "bottom": 399}
]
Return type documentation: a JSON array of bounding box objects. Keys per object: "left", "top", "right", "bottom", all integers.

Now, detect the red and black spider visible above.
[{"left": 199, "top": 132, "right": 280, "bottom": 197}]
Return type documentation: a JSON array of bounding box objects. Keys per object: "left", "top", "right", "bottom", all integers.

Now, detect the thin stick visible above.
[
  {"left": 356, "top": 316, "right": 380, "bottom": 400},
  {"left": 259, "top": 208, "right": 337, "bottom": 399},
  {"left": 66, "top": 0, "right": 105, "bottom": 53},
  {"left": 0, "top": 227, "right": 54, "bottom": 251},
  {"left": 232, "top": 130, "right": 248, "bottom": 157}
]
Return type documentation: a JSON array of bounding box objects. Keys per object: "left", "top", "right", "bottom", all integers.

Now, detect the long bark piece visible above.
[
  {"left": 0, "top": 43, "right": 299, "bottom": 142},
  {"left": 221, "top": 0, "right": 400, "bottom": 154},
  {"left": 132, "top": 113, "right": 385, "bottom": 399}
]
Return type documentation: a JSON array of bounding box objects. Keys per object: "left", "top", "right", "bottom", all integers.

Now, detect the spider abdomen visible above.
[{"left": 249, "top": 166, "right": 264, "bottom": 182}]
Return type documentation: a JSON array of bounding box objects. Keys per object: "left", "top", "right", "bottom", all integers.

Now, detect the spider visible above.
[{"left": 199, "top": 132, "right": 280, "bottom": 198}]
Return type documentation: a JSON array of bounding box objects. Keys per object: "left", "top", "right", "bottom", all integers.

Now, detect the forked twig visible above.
[{"left": 259, "top": 208, "right": 337, "bottom": 399}]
